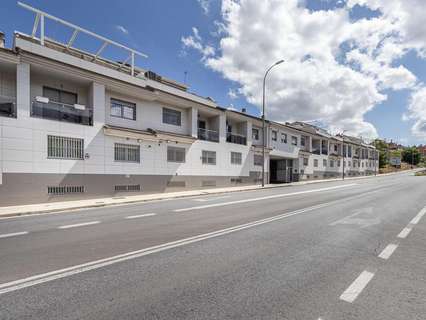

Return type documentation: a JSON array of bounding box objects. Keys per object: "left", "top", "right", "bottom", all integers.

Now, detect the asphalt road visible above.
[{"left": 0, "top": 171, "right": 425, "bottom": 319}]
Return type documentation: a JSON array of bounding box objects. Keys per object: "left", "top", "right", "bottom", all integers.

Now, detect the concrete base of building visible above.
[{"left": 0, "top": 172, "right": 265, "bottom": 206}]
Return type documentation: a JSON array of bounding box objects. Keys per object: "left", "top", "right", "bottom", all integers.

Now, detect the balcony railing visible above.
[
  {"left": 227, "top": 132, "right": 247, "bottom": 145},
  {"left": 198, "top": 128, "right": 219, "bottom": 142},
  {"left": 31, "top": 100, "right": 93, "bottom": 125},
  {"left": 312, "top": 148, "right": 321, "bottom": 155},
  {"left": 0, "top": 95, "right": 16, "bottom": 118}
]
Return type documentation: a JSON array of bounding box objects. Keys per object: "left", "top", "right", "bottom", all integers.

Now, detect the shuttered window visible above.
[
  {"left": 47, "top": 135, "right": 84, "bottom": 160},
  {"left": 167, "top": 146, "right": 186, "bottom": 163},
  {"left": 231, "top": 152, "right": 242, "bottom": 165},
  {"left": 162, "top": 108, "right": 181, "bottom": 126},
  {"left": 114, "top": 143, "right": 140, "bottom": 163},
  {"left": 202, "top": 150, "right": 216, "bottom": 165}
]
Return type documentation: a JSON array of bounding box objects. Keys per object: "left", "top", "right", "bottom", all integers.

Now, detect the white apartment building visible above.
[{"left": 0, "top": 5, "right": 378, "bottom": 205}]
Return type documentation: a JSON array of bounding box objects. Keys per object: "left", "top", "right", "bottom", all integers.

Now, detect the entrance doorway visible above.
[{"left": 270, "top": 159, "right": 293, "bottom": 183}]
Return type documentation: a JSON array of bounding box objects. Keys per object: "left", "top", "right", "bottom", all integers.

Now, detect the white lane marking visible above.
[
  {"left": 397, "top": 227, "right": 412, "bottom": 239},
  {"left": 340, "top": 271, "right": 375, "bottom": 303},
  {"left": 192, "top": 195, "right": 231, "bottom": 202},
  {"left": 125, "top": 213, "right": 156, "bottom": 219},
  {"left": 410, "top": 207, "right": 426, "bottom": 225},
  {"left": 0, "top": 231, "right": 28, "bottom": 239},
  {"left": 58, "top": 221, "right": 100, "bottom": 229},
  {"left": 378, "top": 243, "right": 398, "bottom": 260},
  {"left": 174, "top": 184, "right": 358, "bottom": 212},
  {"left": 0, "top": 201, "right": 335, "bottom": 295}
]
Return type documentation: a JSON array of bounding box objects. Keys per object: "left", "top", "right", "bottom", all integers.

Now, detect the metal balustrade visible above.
[
  {"left": 198, "top": 128, "right": 219, "bottom": 142},
  {"left": 226, "top": 132, "right": 247, "bottom": 145},
  {"left": 31, "top": 100, "right": 93, "bottom": 125}
]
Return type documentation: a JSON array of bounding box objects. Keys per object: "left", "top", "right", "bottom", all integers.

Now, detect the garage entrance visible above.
[{"left": 270, "top": 158, "right": 293, "bottom": 183}]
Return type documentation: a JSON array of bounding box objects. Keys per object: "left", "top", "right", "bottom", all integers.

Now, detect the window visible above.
[
  {"left": 252, "top": 128, "right": 259, "bottom": 140},
  {"left": 115, "top": 184, "right": 141, "bottom": 192},
  {"left": 323, "top": 159, "right": 327, "bottom": 167},
  {"left": 114, "top": 143, "right": 140, "bottom": 163},
  {"left": 303, "top": 158, "right": 309, "bottom": 166},
  {"left": 314, "top": 159, "right": 318, "bottom": 167},
  {"left": 231, "top": 152, "right": 242, "bottom": 165},
  {"left": 281, "top": 133, "right": 287, "bottom": 143},
  {"left": 291, "top": 136, "right": 298, "bottom": 146},
  {"left": 337, "top": 160, "right": 341, "bottom": 167},
  {"left": 272, "top": 130, "right": 277, "bottom": 141},
  {"left": 348, "top": 145, "right": 352, "bottom": 157},
  {"left": 167, "top": 146, "right": 185, "bottom": 163},
  {"left": 254, "top": 154, "right": 263, "bottom": 166},
  {"left": 163, "top": 107, "right": 181, "bottom": 126},
  {"left": 301, "top": 136, "right": 306, "bottom": 147},
  {"left": 334, "top": 145, "right": 338, "bottom": 152},
  {"left": 48, "top": 185, "right": 84, "bottom": 195},
  {"left": 110, "top": 98, "right": 136, "bottom": 120},
  {"left": 48, "top": 135, "right": 84, "bottom": 160},
  {"left": 330, "top": 160, "right": 334, "bottom": 167},
  {"left": 43, "top": 86, "right": 77, "bottom": 105},
  {"left": 348, "top": 161, "right": 351, "bottom": 167},
  {"left": 202, "top": 150, "right": 216, "bottom": 165}
]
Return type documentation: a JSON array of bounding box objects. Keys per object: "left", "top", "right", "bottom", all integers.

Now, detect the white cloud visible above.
[
  {"left": 182, "top": 0, "right": 426, "bottom": 139},
  {"left": 405, "top": 87, "right": 426, "bottom": 138},
  {"left": 228, "top": 88, "right": 238, "bottom": 99},
  {"left": 115, "top": 25, "right": 129, "bottom": 35},
  {"left": 181, "top": 27, "right": 215, "bottom": 61},
  {"left": 197, "top": 0, "right": 211, "bottom": 15}
]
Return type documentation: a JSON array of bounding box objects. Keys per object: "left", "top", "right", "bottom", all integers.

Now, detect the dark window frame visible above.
[{"left": 110, "top": 98, "right": 136, "bottom": 121}]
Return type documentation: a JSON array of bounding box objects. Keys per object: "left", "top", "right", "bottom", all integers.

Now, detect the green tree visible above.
[
  {"left": 402, "top": 147, "right": 421, "bottom": 165},
  {"left": 372, "top": 139, "right": 389, "bottom": 168}
]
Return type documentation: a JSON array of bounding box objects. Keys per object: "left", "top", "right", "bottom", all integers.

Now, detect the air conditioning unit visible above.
[
  {"left": 36, "top": 96, "right": 49, "bottom": 104},
  {"left": 144, "top": 71, "right": 162, "bottom": 82},
  {"left": 74, "top": 104, "right": 86, "bottom": 110}
]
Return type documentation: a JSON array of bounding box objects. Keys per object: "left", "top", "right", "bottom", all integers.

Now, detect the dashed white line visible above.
[
  {"left": 174, "top": 184, "right": 357, "bottom": 212},
  {"left": 378, "top": 243, "right": 398, "bottom": 260},
  {"left": 125, "top": 213, "right": 156, "bottom": 219},
  {"left": 340, "top": 271, "right": 375, "bottom": 303},
  {"left": 0, "top": 231, "right": 28, "bottom": 239},
  {"left": 410, "top": 207, "right": 426, "bottom": 225},
  {"left": 397, "top": 227, "right": 412, "bottom": 239},
  {"left": 58, "top": 221, "right": 100, "bottom": 229}
]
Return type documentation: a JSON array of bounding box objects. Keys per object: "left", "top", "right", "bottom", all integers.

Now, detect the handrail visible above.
[{"left": 18, "top": 2, "right": 148, "bottom": 76}]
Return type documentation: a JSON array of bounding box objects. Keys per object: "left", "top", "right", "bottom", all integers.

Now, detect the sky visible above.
[{"left": 1, "top": 0, "right": 425, "bottom": 146}]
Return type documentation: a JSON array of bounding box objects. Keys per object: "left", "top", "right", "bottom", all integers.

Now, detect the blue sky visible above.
[{"left": 1, "top": 0, "right": 425, "bottom": 145}]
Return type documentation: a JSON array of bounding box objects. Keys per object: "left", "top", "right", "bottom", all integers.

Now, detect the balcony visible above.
[
  {"left": 312, "top": 148, "right": 321, "bottom": 155},
  {"left": 227, "top": 132, "right": 247, "bottom": 145},
  {"left": 31, "top": 99, "right": 92, "bottom": 126},
  {"left": 198, "top": 128, "right": 219, "bottom": 142},
  {"left": 0, "top": 95, "right": 16, "bottom": 118}
]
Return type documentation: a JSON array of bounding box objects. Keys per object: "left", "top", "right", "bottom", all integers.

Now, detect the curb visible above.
[{"left": 0, "top": 169, "right": 418, "bottom": 218}]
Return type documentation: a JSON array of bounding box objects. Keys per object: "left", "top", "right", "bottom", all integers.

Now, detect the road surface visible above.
[{"left": 0, "top": 171, "right": 425, "bottom": 319}]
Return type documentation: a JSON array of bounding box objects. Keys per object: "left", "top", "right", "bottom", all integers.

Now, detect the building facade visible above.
[{"left": 0, "top": 8, "right": 378, "bottom": 205}]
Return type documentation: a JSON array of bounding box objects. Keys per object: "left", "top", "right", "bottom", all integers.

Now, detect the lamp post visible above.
[{"left": 262, "top": 59, "right": 284, "bottom": 187}]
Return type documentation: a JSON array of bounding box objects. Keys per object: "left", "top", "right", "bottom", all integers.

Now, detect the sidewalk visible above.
[{"left": 0, "top": 170, "right": 417, "bottom": 218}]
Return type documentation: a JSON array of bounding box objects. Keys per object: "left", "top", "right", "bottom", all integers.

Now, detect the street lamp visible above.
[
  {"left": 262, "top": 59, "right": 284, "bottom": 187},
  {"left": 340, "top": 130, "right": 347, "bottom": 180}
]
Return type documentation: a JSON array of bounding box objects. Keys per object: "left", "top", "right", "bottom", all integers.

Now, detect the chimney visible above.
[
  {"left": 241, "top": 107, "right": 247, "bottom": 113},
  {"left": 0, "top": 31, "right": 4, "bottom": 48}
]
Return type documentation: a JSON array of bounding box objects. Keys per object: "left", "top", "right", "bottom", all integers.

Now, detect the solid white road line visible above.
[
  {"left": 410, "top": 207, "right": 426, "bottom": 225},
  {"left": 125, "top": 213, "right": 156, "bottom": 219},
  {"left": 58, "top": 221, "right": 100, "bottom": 229},
  {"left": 174, "top": 184, "right": 358, "bottom": 212},
  {"left": 192, "top": 196, "right": 231, "bottom": 202},
  {"left": 0, "top": 201, "right": 334, "bottom": 295},
  {"left": 397, "top": 227, "right": 412, "bottom": 239},
  {"left": 340, "top": 271, "right": 375, "bottom": 303},
  {"left": 0, "top": 231, "right": 28, "bottom": 239},
  {"left": 378, "top": 243, "right": 398, "bottom": 260}
]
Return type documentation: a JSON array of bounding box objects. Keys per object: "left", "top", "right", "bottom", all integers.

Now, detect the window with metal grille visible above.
[
  {"left": 47, "top": 135, "right": 84, "bottom": 160},
  {"left": 314, "top": 159, "right": 318, "bottom": 167},
  {"left": 271, "top": 130, "right": 277, "bottom": 141},
  {"left": 201, "top": 150, "right": 216, "bottom": 165},
  {"left": 303, "top": 158, "right": 309, "bottom": 166},
  {"left": 231, "top": 151, "right": 242, "bottom": 165},
  {"left": 281, "top": 133, "right": 287, "bottom": 143},
  {"left": 291, "top": 136, "right": 298, "bottom": 146},
  {"left": 254, "top": 154, "right": 263, "bottom": 166},
  {"left": 167, "top": 146, "right": 185, "bottom": 163},
  {"left": 110, "top": 98, "right": 136, "bottom": 120},
  {"left": 252, "top": 128, "right": 259, "bottom": 140},
  {"left": 323, "top": 159, "right": 327, "bottom": 167},
  {"left": 162, "top": 107, "right": 181, "bottom": 126},
  {"left": 48, "top": 186, "right": 84, "bottom": 195},
  {"left": 114, "top": 143, "right": 140, "bottom": 163}
]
